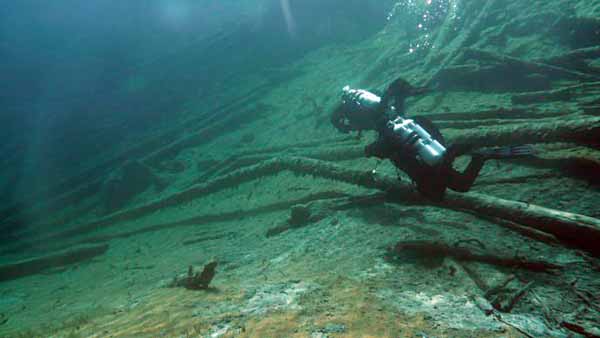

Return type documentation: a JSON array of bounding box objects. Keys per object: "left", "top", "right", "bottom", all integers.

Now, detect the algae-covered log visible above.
[
  {"left": 463, "top": 48, "right": 600, "bottom": 81},
  {"left": 16, "top": 156, "right": 600, "bottom": 257},
  {"left": 388, "top": 240, "right": 562, "bottom": 273},
  {"left": 539, "top": 46, "right": 600, "bottom": 76},
  {"left": 511, "top": 82, "right": 600, "bottom": 105},
  {"left": 0, "top": 244, "right": 108, "bottom": 282},
  {"left": 541, "top": 46, "right": 600, "bottom": 65},
  {"left": 449, "top": 117, "right": 600, "bottom": 148},
  {"left": 442, "top": 191, "right": 600, "bottom": 257}
]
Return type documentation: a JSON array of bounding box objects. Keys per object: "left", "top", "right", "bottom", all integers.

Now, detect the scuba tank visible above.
[
  {"left": 388, "top": 116, "right": 447, "bottom": 167},
  {"left": 335, "top": 86, "right": 385, "bottom": 131},
  {"left": 341, "top": 85, "right": 382, "bottom": 110}
]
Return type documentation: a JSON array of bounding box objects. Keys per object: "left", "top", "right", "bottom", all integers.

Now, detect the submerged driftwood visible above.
[
  {"left": 198, "top": 117, "right": 600, "bottom": 185},
  {"left": 11, "top": 156, "right": 600, "bottom": 258},
  {"left": 169, "top": 261, "right": 218, "bottom": 290},
  {"left": 462, "top": 48, "right": 600, "bottom": 82},
  {"left": 387, "top": 240, "right": 562, "bottom": 273},
  {"left": 449, "top": 116, "right": 600, "bottom": 148},
  {"left": 0, "top": 244, "right": 108, "bottom": 282}
]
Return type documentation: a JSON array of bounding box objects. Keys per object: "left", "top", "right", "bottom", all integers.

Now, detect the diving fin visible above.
[{"left": 473, "top": 145, "right": 535, "bottom": 160}]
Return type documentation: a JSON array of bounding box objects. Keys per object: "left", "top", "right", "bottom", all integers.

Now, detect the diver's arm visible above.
[
  {"left": 330, "top": 103, "right": 351, "bottom": 133},
  {"left": 365, "top": 134, "right": 395, "bottom": 159},
  {"left": 381, "top": 77, "right": 430, "bottom": 116}
]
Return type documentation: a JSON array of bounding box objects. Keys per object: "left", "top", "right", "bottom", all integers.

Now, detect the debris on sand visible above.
[{"left": 169, "top": 261, "right": 218, "bottom": 290}]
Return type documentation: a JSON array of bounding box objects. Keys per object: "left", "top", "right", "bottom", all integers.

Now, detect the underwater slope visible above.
[{"left": 1, "top": 0, "right": 600, "bottom": 336}]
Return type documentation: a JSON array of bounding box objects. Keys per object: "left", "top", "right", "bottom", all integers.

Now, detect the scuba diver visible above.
[{"left": 330, "top": 77, "right": 533, "bottom": 201}]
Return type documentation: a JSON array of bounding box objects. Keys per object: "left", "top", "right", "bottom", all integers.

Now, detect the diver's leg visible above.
[
  {"left": 445, "top": 143, "right": 476, "bottom": 160},
  {"left": 446, "top": 155, "right": 486, "bottom": 192}
]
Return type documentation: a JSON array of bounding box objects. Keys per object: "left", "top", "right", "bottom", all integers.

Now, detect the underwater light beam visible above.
[
  {"left": 280, "top": 0, "right": 297, "bottom": 38},
  {"left": 158, "top": 0, "right": 191, "bottom": 31}
]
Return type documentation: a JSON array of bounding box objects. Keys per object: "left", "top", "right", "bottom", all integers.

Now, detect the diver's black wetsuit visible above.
[
  {"left": 365, "top": 119, "right": 485, "bottom": 201},
  {"left": 331, "top": 78, "right": 488, "bottom": 201},
  {"left": 331, "top": 77, "right": 532, "bottom": 201}
]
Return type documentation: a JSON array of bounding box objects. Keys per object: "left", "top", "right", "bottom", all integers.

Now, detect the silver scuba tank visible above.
[
  {"left": 388, "top": 116, "right": 447, "bottom": 166},
  {"left": 341, "top": 85, "right": 382, "bottom": 111}
]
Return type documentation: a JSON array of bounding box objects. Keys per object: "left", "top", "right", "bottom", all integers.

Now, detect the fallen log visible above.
[
  {"left": 422, "top": 0, "right": 498, "bottom": 87},
  {"left": 236, "top": 136, "right": 356, "bottom": 157},
  {"left": 0, "top": 244, "right": 108, "bottom": 282},
  {"left": 143, "top": 85, "right": 274, "bottom": 169},
  {"left": 448, "top": 116, "right": 600, "bottom": 148},
  {"left": 10, "top": 157, "right": 600, "bottom": 257},
  {"left": 511, "top": 82, "right": 600, "bottom": 105},
  {"left": 561, "top": 321, "right": 600, "bottom": 338},
  {"left": 511, "top": 85, "right": 577, "bottom": 105},
  {"left": 442, "top": 190, "right": 600, "bottom": 257},
  {"left": 513, "top": 155, "right": 600, "bottom": 186},
  {"left": 463, "top": 48, "right": 600, "bottom": 81},
  {"left": 199, "top": 117, "right": 600, "bottom": 182},
  {"left": 477, "top": 215, "right": 561, "bottom": 246},
  {"left": 418, "top": 107, "right": 560, "bottom": 121},
  {"left": 432, "top": 63, "right": 553, "bottom": 92},
  {"left": 0, "top": 119, "right": 186, "bottom": 226},
  {"left": 6, "top": 191, "right": 349, "bottom": 254},
  {"left": 195, "top": 145, "right": 364, "bottom": 184},
  {"left": 200, "top": 135, "right": 358, "bottom": 175},
  {"left": 541, "top": 46, "right": 600, "bottom": 65},
  {"left": 539, "top": 46, "right": 600, "bottom": 76},
  {"left": 387, "top": 240, "right": 562, "bottom": 273}
]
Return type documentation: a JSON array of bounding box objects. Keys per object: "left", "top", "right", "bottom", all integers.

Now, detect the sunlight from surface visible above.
[
  {"left": 280, "top": 0, "right": 297, "bottom": 38},
  {"left": 387, "top": 0, "right": 461, "bottom": 54},
  {"left": 158, "top": 0, "right": 191, "bottom": 31}
]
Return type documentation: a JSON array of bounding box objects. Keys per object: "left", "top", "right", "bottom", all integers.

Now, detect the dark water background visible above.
[{"left": 0, "top": 0, "right": 391, "bottom": 199}]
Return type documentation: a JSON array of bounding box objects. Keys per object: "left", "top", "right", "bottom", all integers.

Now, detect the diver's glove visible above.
[{"left": 473, "top": 145, "right": 535, "bottom": 160}]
